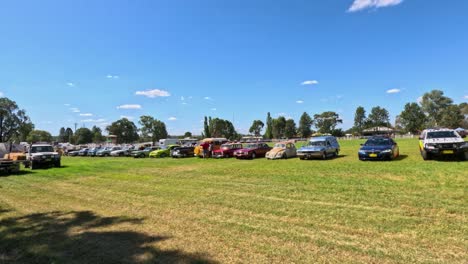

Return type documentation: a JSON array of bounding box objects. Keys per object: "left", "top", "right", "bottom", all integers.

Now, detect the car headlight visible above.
[
  {"left": 426, "top": 143, "right": 436, "bottom": 149},
  {"left": 381, "top": 149, "right": 392, "bottom": 153},
  {"left": 358, "top": 150, "right": 366, "bottom": 154}
]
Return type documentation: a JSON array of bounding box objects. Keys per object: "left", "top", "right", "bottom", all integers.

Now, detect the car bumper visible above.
[
  {"left": 424, "top": 147, "right": 468, "bottom": 156},
  {"left": 234, "top": 154, "right": 252, "bottom": 159},
  {"left": 297, "top": 152, "right": 322, "bottom": 159},
  {"left": 358, "top": 152, "right": 392, "bottom": 160}
]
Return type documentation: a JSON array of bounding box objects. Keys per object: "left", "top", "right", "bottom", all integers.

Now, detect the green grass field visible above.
[{"left": 0, "top": 138, "right": 466, "bottom": 263}]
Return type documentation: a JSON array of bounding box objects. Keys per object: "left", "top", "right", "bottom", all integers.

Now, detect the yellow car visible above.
[{"left": 149, "top": 145, "right": 180, "bottom": 158}]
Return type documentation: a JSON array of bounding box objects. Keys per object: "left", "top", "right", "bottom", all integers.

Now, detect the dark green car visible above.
[{"left": 131, "top": 146, "right": 160, "bottom": 158}]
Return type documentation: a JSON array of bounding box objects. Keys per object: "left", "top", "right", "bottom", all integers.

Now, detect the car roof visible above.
[
  {"left": 309, "top": 136, "right": 335, "bottom": 141},
  {"left": 31, "top": 144, "right": 53, "bottom": 147},
  {"left": 423, "top": 128, "right": 454, "bottom": 132}
]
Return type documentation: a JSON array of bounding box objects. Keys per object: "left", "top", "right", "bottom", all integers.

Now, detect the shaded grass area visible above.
[{"left": 0, "top": 138, "right": 467, "bottom": 263}]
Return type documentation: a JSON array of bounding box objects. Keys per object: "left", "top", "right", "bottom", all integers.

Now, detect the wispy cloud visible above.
[
  {"left": 117, "top": 104, "right": 142, "bottom": 109},
  {"left": 204, "top": 96, "right": 213, "bottom": 100},
  {"left": 135, "top": 89, "right": 170, "bottom": 98},
  {"left": 168, "top": 117, "right": 177, "bottom": 121},
  {"left": 70, "top": 108, "right": 80, "bottom": 113},
  {"left": 296, "top": 100, "right": 304, "bottom": 104},
  {"left": 67, "top": 82, "right": 75, "bottom": 87},
  {"left": 0, "top": 92, "right": 4, "bottom": 97},
  {"left": 181, "top": 96, "right": 185, "bottom": 101},
  {"left": 64, "top": 103, "right": 71, "bottom": 106},
  {"left": 106, "top": 75, "right": 119, "bottom": 79},
  {"left": 79, "top": 113, "right": 93, "bottom": 117},
  {"left": 464, "top": 95, "right": 468, "bottom": 100},
  {"left": 301, "top": 80, "right": 318, "bottom": 85},
  {"left": 348, "top": 0, "right": 403, "bottom": 12},
  {"left": 386, "top": 88, "right": 401, "bottom": 94},
  {"left": 81, "top": 118, "right": 106, "bottom": 123},
  {"left": 211, "top": 108, "right": 217, "bottom": 111}
]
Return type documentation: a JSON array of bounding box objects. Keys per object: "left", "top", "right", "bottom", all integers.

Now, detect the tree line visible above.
[{"left": 0, "top": 89, "right": 466, "bottom": 144}]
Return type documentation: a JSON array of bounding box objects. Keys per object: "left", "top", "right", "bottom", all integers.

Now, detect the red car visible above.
[
  {"left": 212, "top": 143, "right": 243, "bottom": 158},
  {"left": 233, "top": 143, "right": 271, "bottom": 159}
]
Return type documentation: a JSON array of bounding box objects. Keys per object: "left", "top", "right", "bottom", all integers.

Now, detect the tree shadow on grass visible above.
[{"left": 0, "top": 210, "right": 217, "bottom": 264}]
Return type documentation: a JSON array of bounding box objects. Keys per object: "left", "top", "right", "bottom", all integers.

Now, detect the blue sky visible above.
[{"left": 1, "top": 0, "right": 467, "bottom": 135}]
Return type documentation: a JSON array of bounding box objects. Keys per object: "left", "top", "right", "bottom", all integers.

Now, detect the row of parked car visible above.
[{"left": 66, "top": 128, "right": 468, "bottom": 161}]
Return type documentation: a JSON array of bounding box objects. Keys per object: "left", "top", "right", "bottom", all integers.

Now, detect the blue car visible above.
[
  {"left": 297, "top": 136, "right": 340, "bottom": 160},
  {"left": 358, "top": 136, "right": 399, "bottom": 161}
]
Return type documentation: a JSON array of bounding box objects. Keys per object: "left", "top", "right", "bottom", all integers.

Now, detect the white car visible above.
[{"left": 419, "top": 128, "right": 468, "bottom": 160}]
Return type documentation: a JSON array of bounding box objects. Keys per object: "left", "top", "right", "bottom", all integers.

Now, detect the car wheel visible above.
[
  {"left": 251, "top": 152, "right": 256, "bottom": 159},
  {"left": 421, "top": 150, "right": 431, "bottom": 161},
  {"left": 160, "top": 153, "right": 167, "bottom": 158},
  {"left": 224, "top": 153, "right": 229, "bottom": 158},
  {"left": 299, "top": 157, "right": 305, "bottom": 160},
  {"left": 104, "top": 153, "right": 110, "bottom": 157},
  {"left": 54, "top": 160, "right": 61, "bottom": 167},
  {"left": 31, "top": 161, "right": 38, "bottom": 170},
  {"left": 282, "top": 153, "right": 287, "bottom": 159},
  {"left": 322, "top": 152, "right": 327, "bottom": 160},
  {"left": 140, "top": 153, "right": 145, "bottom": 158}
]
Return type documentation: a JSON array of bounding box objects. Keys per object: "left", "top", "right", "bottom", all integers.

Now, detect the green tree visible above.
[
  {"left": 313, "top": 111, "right": 342, "bottom": 134},
  {"left": 183, "top": 131, "right": 192, "bottom": 138},
  {"left": 297, "top": 112, "right": 313, "bottom": 138},
  {"left": 209, "top": 118, "right": 237, "bottom": 140},
  {"left": 367, "top": 106, "right": 391, "bottom": 128},
  {"left": 27, "top": 130, "right": 53, "bottom": 143},
  {"left": 249, "top": 120, "right": 264, "bottom": 137},
  {"left": 91, "top": 126, "right": 104, "bottom": 143},
  {"left": 353, "top": 106, "right": 366, "bottom": 135},
  {"left": 203, "top": 116, "right": 211, "bottom": 138},
  {"left": 65, "top": 128, "right": 74, "bottom": 143},
  {"left": 139, "top": 116, "right": 168, "bottom": 144},
  {"left": 264, "top": 112, "right": 273, "bottom": 139},
  {"left": 399, "top": 103, "right": 427, "bottom": 134},
  {"left": 0, "top": 97, "right": 34, "bottom": 142},
  {"left": 439, "top": 104, "right": 464, "bottom": 128},
  {"left": 106, "top": 118, "right": 139, "bottom": 144},
  {"left": 420, "top": 90, "right": 453, "bottom": 127},
  {"left": 284, "top": 119, "right": 297, "bottom": 138},
  {"left": 58, "top": 127, "right": 67, "bottom": 142},
  {"left": 459, "top": 103, "right": 468, "bottom": 129},
  {"left": 271, "top": 116, "right": 286, "bottom": 139},
  {"left": 74, "top": 127, "right": 93, "bottom": 144}
]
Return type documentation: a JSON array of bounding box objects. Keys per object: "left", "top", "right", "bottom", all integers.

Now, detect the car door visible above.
[{"left": 288, "top": 143, "right": 296, "bottom": 157}]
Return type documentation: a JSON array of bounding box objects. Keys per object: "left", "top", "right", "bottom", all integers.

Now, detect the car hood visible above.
[
  {"left": 298, "top": 146, "right": 325, "bottom": 152},
  {"left": 425, "top": 138, "right": 464, "bottom": 144},
  {"left": 268, "top": 147, "right": 286, "bottom": 154},
  {"left": 360, "top": 145, "right": 392, "bottom": 151},
  {"left": 111, "top": 150, "right": 124, "bottom": 153}
]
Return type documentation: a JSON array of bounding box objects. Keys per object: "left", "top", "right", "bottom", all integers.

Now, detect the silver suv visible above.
[
  {"left": 419, "top": 128, "right": 468, "bottom": 161},
  {"left": 26, "top": 144, "right": 61, "bottom": 169}
]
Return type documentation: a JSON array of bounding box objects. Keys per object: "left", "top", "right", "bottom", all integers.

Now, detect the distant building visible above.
[
  {"left": 362, "top": 126, "right": 395, "bottom": 136},
  {"left": 106, "top": 135, "right": 117, "bottom": 144}
]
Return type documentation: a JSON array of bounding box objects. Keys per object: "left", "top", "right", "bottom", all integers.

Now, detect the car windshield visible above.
[
  {"left": 274, "top": 144, "right": 286, "bottom": 148},
  {"left": 427, "top": 131, "right": 457, "bottom": 139},
  {"left": 245, "top": 144, "right": 259, "bottom": 148},
  {"left": 221, "top": 144, "right": 233, "bottom": 149},
  {"left": 31, "top": 146, "right": 54, "bottom": 153},
  {"left": 365, "top": 138, "right": 392, "bottom": 146},
  {"left": 144, "top": 147, "right": 152, "bottom": 151},
  {"left": 307, "top": 141, "right": 326, "bottom": 146}
]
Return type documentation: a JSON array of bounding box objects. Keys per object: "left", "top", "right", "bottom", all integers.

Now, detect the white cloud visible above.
[
  {"left": 79, "top": 113, "right": 93, "bottom": 117},
  {"left": 386, "top": 88, "right": 401, "bottom": 94},
  {"left": 135, "top": 89, "right": 170, "bottom": 98},
  {"left": 81, "top": 118, "right": 106, "bottom": 123},
  {"left": 182, "top": 102, "right": 188, "bottom": 105},
  {"left": 296, "top": 100, "right": 304, "bottom": 104},
  {"left": 348, "top": 0, "right": 403, "bottom": 12},
  {"left": 301, "top": 80, "right": 318, "bottom": 85},
  {"left": 463, "top": 95, "right": 468, "bottom": 100},
  {"left": 106, "top": 75, "right": 119, "bottom": 79},
  {"left": 0, "top": 92, "right": 4, "bottom": 97},
  {"left": 67, "top": 82, "right": 75, "bottom": 87},
  {"left": 117, "top": 104, "right": 142, "bottom": 109},
  {"left": 204, "top": 96, "right": 213, "bottom": 100},
  {"left": 168, "top": 117, "right": 177, "bottom": 121},
  {"left": 181, "top": 96, "right": 185, "bottom": 101},
  {"left": 120, "top": 115, "right": 134, "bottom": 120},
  {"left": 64, "top": 103, "right": 71, "bottom": 106},
  {"left": 70, "top": 108, "right": 80, "bottom": 113},
  {"left": 417, "top": 96, "right": 423, "bottom": 104},
  {"left": 211, "top": 108, "right": 217, "bottom": 111}
]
